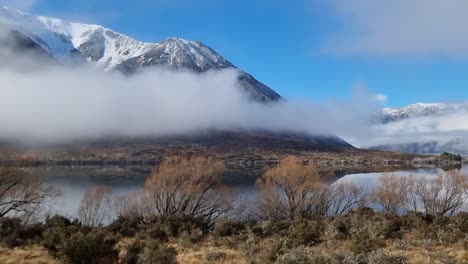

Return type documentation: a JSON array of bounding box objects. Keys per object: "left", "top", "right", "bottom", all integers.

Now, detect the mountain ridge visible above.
[
  {"left": 380, "top": 102, "right": 466, "bottom": 123},
  {"left": 0, "top": 5, "right": 280, "bottom": 102},
  {"left": 374, "top": 102, "right": 468, "bottom": 155}
]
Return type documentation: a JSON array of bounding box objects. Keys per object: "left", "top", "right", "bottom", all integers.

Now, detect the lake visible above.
[{"left": 19, "top": 165, "right": 468, "bottom": 219}]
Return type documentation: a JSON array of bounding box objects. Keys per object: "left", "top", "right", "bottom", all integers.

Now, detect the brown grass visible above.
[
  {"left": 170, "top": 239, "right": 247, "bottom": 264},
  {"left": 176, "top": 247, "right": 246, "bottom": 264},
  {"left": 0, "top": 246, "right": 55, "bottom": 264},
  {"left": 401, "top": 246, "right": 467, "bottom": 264}
]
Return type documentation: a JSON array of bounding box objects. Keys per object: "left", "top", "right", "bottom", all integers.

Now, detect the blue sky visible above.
[{"left": 10, "top": 0, "right": 468, "bottom": 107}]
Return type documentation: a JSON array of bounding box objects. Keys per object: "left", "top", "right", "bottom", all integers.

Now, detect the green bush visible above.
[
  {"left": 347, "top": 230, "right": 386, "bottom": 255},
  {"left": 108, "top": 215, "right": 144, "bottom": 237},
  {"left": 380, "top": 215, "right": 403, "bottom": 239},
  {"left": 118, "top": 237, "right": 145, "bottom": 264},
  {"left": 213, "top": 219, "right": 246, "bottom": 237},
  {"left": 287, "top": 219, "right": 322, "bottom": 246},
  {"left": 0, "top": 217, "right": 43, "bottom": 247},
  {"left": 241, "top": 236, "right": 286, "bottom": 264},
  {"left": 62, "top": 230, "right": 118, "bottom": 264},
  {"left": 43, "top": 227, "right": 118, "bottom": 264},
  {"left": 137, "top": 239, "right": 177, "bottom": 264},
  {"left": 145, "top": 216, "right": 209, "bottom": 238},
  {"left": 324, "top": 219, "right": 350, "bottom": 242},
  {"left": 42, "top": 222, "right": 80, "bottom": 258},
  {"left": 44, "top": 214, "right": 76, "bottom": 228},
  {"left": 260, "top": 220, "right": 291, "bottom": 237}
]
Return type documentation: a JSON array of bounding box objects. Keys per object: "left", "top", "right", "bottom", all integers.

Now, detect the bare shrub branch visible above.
[
  {"left": 413, "top": 170, "right": 467, "bottom": 216},
  {"left": 143, "top": 156, "right": 230, "bottom": 225},
  {"left": 327, "top": 182, "right": 367, "bottom": 216},
  {"left": 371, "top": 173, "right": 413, "bottom": 214},
  {"left": 77, "top": 186, "right": 113, "bottom": 227},
  {"left": 0, "top": 167, "right": 59, "bottom": 220},
  {"left": 255, "top": 156, "right": 325, "bottom": 220}
]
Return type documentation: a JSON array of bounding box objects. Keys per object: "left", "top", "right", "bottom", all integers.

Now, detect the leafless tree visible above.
[
  {"left": 327, "top": 182, "right": 367, "bottom": 216},
  {"left": 371, "top": 173, "right": 413, "bottom": 214},
  {"left": 77, "top": 186, "right": 113, "bottom": 227},
  {"left": 256, "top": 156, "right": 325, "bottom": 220},
  {"left": 113, "top": 192, "right": 142, "bottom": 218},
  {"left": 144, "top": 156, "right": 231, "bottom": 224},
  {"left": 0, "top": 168, "right": 59, "bottom": 219},
  {"left": 413, "top": 170, "right": 467, "bottom": 216}
]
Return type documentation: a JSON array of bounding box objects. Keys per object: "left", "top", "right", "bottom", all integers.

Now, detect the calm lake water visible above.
[{"left": 24, "top": 165, "right": 468, "bottom": 218}]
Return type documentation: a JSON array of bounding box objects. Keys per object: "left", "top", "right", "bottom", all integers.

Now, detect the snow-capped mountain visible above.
[
  {"left": 0, "top": 23, "right": 49, "bottom": 56},
  {"left": 0, "top": 6, "right": 280, "bottom": 102},
  {"left": 379, "top": 103, "right": 466, "bottom": 123},
  {"left": 371, "top": 102, "right": 468, "bottom": 155},
  {"left": 0, "top": 6, "right": 159, "bottom": 68}
]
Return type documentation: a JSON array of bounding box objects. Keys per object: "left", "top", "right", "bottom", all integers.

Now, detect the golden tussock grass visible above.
[
  {"left": 0, "top": 246, "right": 55, "bottom": 264},
  {"left": 385, "top": 241, "right": 467, "bottom": 264},
  {"left": 170, "top": 240, "right": 247, "bottom": 264}
]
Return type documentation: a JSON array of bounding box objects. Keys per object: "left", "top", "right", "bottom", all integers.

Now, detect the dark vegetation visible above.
[
  {"left": 1, "top": 210, "right": 467, "bottom": 263},
  {"left": 441, "top": 152, "right": 463, "bottom": 161}
]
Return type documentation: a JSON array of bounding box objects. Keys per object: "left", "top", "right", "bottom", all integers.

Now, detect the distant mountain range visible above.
[
  {"left": 379, "top": 103, "right": 467, "bottom": 123},
  {"left": 373, "top": 103, "right": 468, "bottom": 155}
]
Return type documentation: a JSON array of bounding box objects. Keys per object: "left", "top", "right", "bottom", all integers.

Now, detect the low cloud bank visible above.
[
  {"left": 351, "top": 109, "right": 468, "bottom": 154},
  {"left": 3, "top": 47, "right": 466, "bottom": 152},
  {"left": 0, "top": 60, "right": 382, "bottom": 144}
]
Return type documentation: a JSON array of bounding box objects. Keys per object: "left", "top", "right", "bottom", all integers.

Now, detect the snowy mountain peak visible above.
[
  {"left": 380, "top": 102, "right": 466, "bottom": 123},
  {"left": 154, "top": 37, "right": 233, "bottom": 70},
  {"left": 0, "top": 6, "right": 233, "bottom": 71},
  {"left": 0, "top": 6, "right": 281, "bottom": 102},
  {"left": 384, "top": 103, "right": 446, "bottom": 113},
  {"left": 0, "top": 6, "right": 156, "bottom": 69}
]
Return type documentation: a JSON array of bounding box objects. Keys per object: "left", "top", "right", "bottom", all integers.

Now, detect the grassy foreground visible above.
[
  {"left": 0, "top": 210, "right": 467, "bottom": 264},
  {"left": 1, "top": 156, "right": 467, "bottom": 263}
]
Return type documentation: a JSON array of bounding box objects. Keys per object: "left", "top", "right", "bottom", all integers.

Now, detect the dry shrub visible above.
[
  {"left": 213, "top": 219, "right": 246, "bottom": 237},
  {"left": 337, "top": 249, "right": 406, "bottom": 264},
  {"left": 144, "top": 156, "right": 230, "bottom": 225},
  {"left": 324, "top": 218, "right": 350, "bottom": 242},
  {"left": 206, "top": 251, "right": 228, "bottom": 262},
  {"left": 241, "top": 235, "right": 286, "bottom": 264},
  {"left": 413, "top": 170, "right": 467, "bottom": 216},
  {"left": 275, "top": 246, "right": 333, "bottom": 264},
  {"left": 371, "top": 173, "right": 413, "bottom": 214},
  {"left": 287, "top": 219, "right": 322, "bottom": 247},
  {"left": 118, "top": 237, "right": 177, "bottom": 264},
  {"left": 0, "top": 168, "right": 59, "bottom": 220},
  {"left": 256, "top": 156, "right": 324, "bottom": 220},
  {"left": 327, "top": 182, "right": 367, "bottom": 216},
  {"left": 77, "top": 186, "right": 113, "bottom": 228},
  {"left": 256, "top": 156, "right": 364, "bottom": 220},
  {"left": 175, "top": 246, "right": 245, "bottom": 264},
  {"left": 0, "top": 245, "right": 53, "bottom": 264}
]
